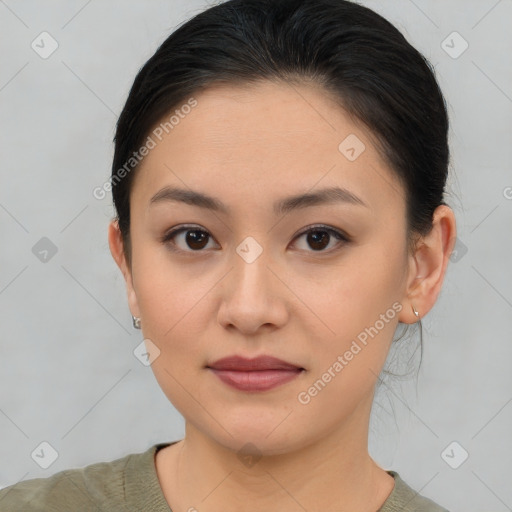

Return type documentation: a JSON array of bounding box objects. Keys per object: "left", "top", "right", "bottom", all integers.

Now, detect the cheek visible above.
[
  {"left": 131, "top": 246, "right": 221, "bottom": 380},
  {"left": 298, "top": 245, "right": 404, "bottom": 371},
  {"left": 304, "top": 254, "right": 400, "bottom": 322},
  {"left": 136, "top": 273, "right": 212, "bottom": 350},
  {"left": 132, "top": 238, "right": 208, "bottom": 325},
  {"left": 134, "top": 262, "right": 213, "bottom": 413}
]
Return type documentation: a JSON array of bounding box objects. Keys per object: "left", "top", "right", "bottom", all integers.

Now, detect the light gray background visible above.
[{"left": 1, "top": 1, "right": 511, "bottom": 510}]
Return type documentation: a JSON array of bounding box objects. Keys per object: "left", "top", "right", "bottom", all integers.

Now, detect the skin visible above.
[{"left": 108, "top": 80, "right": 456, "bottom": 512}]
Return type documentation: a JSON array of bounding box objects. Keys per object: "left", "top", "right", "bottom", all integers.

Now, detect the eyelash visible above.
[{"left": 161, "top": 224, "right": 351, "bottom": 255}]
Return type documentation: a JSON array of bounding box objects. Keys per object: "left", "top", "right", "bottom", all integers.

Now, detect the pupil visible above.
[
  {"left": 187, "top": 230, "right": 208, "bottom": 250},
  {"left": 308, "top": 231, "right": 329, "bottom": 251}
]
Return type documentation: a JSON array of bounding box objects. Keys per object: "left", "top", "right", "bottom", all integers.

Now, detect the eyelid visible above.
[{"left": 294, "top": 223, "right": 351, "bottom": 241}]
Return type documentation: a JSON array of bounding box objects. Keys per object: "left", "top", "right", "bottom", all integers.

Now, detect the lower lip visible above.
[{"left": 208, "top": 368, "right": 303, "bottom": 391}]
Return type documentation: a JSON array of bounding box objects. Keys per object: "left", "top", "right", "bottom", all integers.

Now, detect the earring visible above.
[
  {"left": 132, "top": 316, "right": 141, "bottom": 329},
  {"left": 411, "top": 304, "right": 420, "bottom": 322}
]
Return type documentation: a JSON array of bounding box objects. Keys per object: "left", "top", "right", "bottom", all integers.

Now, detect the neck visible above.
[{"left": 156, "top": 395, "right": 395, "bottom": 512}]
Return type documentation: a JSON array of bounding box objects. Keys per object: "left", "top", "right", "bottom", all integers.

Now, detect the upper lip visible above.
[{"left": 207, "top": 355, "right": 303, "bottom": 371}]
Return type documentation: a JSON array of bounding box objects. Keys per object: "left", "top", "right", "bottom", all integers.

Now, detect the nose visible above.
[{"left": 216, "top": 243, "right": 289, "bottom": 335}]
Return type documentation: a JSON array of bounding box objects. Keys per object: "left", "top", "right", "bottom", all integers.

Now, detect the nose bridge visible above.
[
  {"left": 232, "top": 234, "right": 271, "bottom": 296},
  {"left": 216, "top": 227, "right": 290, "bottom": 333}
]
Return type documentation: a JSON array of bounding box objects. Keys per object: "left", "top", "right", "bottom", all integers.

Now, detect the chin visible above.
[{"left": 210, "top": 426, "right": 308, "bottom": 458}]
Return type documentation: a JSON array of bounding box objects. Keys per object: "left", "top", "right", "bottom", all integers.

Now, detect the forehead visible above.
[{"left": 132, "top": 80, "right": 404, "bottom": 217}]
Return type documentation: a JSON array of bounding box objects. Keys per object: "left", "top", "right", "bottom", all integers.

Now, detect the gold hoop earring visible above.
[{"left": 411, "top": 304, "right": 420, "bottom": 322}]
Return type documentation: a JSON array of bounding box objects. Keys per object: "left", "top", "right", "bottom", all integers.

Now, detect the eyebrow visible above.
[{"left": 149, "top": 185, "right": 368, "bottom": 216}]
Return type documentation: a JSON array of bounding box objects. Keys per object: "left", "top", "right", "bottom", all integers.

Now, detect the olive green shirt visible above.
[{"left": 0, "top": 441, "right": 449, "bottom": 511}]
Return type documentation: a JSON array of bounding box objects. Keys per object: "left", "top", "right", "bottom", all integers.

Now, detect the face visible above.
[{"left": 113, "top": 80, "right": 418, "bottom": 455}]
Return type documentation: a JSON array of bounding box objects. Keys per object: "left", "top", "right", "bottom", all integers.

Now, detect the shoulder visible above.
[
  {"left": 380, "top": 471, "right": 450, "bottom": 512},
  {"left": 0, "top": 445, "right": 157, "bottom": 512}
]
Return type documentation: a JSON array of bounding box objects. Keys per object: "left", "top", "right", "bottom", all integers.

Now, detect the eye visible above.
[
  {"left": 161, "top": 225, "right": 218, "bottom": 253},
  {"left": 161, "top": 224, "right": 350, "bottom": 255},
  {"left": 292, "top": 224, "right": 350, "bottom": 253}
]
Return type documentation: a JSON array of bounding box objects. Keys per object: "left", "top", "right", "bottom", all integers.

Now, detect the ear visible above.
[
  {"left": 108, "top": 219, "right": 140, "bottom": 320},
  {"left": 399, "top": 205, "right": 457, "bottom": 324}
]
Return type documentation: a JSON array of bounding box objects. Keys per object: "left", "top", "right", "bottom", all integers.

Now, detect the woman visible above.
[{"left": 0, "top": 0, "right": 456, "bottom": 510}]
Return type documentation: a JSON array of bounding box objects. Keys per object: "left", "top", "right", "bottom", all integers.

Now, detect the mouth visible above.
[
  {"left": 206, "top": 355, "right": 305, "bottom": 392},
  {"left": 206, "top": 354, "right": 304, "bottom": 372}
]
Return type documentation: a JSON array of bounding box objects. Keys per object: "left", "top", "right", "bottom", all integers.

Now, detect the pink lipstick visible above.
[{"left": 207, "top": 355, "right": 304, "bottom": 392}]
